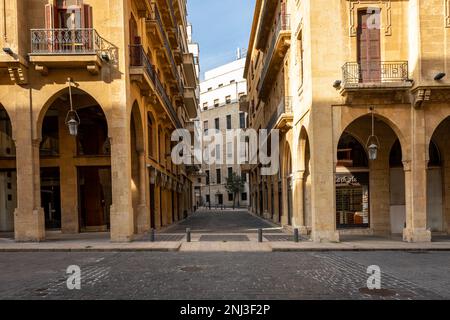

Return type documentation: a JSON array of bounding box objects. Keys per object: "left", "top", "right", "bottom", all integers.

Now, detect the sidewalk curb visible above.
[{"left": 271, "top": 247, "right": 450, "bottom": 252}]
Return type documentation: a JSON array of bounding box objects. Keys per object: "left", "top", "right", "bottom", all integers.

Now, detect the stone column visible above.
[
  {"left": 280, "top": 175, "right": 289, "bottom": 225},
  {"left": 267, "top": 176, "right": 273, "bottom": 219},
  {"left": 14, "top": 138, "right": 45, "bottom": 242},
  {"left": 109, "top": 124, "right": 134, "bottom": 242},
  {"left": 292, "top": 170, "right": 307, "bottom": 234},
  {"left": 136, "top": 151, "right": 149, "bottom": 234},
  {"left": 444, "top": 157, "right": 450, "bottom": 234},
  {"left": 154, "top": 184, "right": 161, "bottom": 228},
  {"left": 13, "top": 91, "right": 45, "bottom": 241},
  {"left": 403, "top": 109, "right": 431, "bottom": 242},
  {"left": 58, "top": 106, "right": 78, "bottom": 233},
  {"left": 273, "top": 175, "right": 280, "bottom": 223}
]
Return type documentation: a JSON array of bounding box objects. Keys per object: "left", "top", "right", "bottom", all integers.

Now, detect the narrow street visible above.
[{"left": 162, "top": 209, "right": 281, "bottom": 234}]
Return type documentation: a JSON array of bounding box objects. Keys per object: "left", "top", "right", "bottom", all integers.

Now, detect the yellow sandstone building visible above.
[
  {"left": 243, "top": 0, "right": 450, "bottom": 242},
  {"left": 0, "top": 0, "right": 199, "bottom": 242}
]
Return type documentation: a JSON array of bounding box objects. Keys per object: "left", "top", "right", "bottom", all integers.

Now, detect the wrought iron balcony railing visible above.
[
  {"left": 342, "top": 61, "right": 409, "bottom": 86},
  {"left": 130, "top": 45, "right": 182, "bottom": 128},
  {"left": 147, "top": 6, "right": 183, "bottom": 94},
  {"left": 30, "top": 28, "right": 116, "bottom": 60},
  {"left": 266, "top": 97, "right": 292, "bottom": 131},
  {"left": 257, "top": 14, "right": 291, "bottom": 94}
]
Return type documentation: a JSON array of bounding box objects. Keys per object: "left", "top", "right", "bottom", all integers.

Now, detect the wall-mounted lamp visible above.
[
  {"left": 64, "top": 78, "right": 80, "bottom": 136},
  {"left": 434, "top": 72, "right": 446, "bottom": 81},
  {"left": 366, "top": 107, "right": 380, "bottom": 161},
  {"left": 333, "top": 80, "right": 342, "bottom": 89},
  {"left": 2, "top": 47, "right": 13, "bottom": 55}
]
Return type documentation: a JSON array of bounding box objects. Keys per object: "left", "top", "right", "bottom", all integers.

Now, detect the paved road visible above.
[
  {"left": 0, "top": 251, "right": 449, "bottom": 300},
  {"left": 163, "top": 209, "right": 281, "bottom": 234}
]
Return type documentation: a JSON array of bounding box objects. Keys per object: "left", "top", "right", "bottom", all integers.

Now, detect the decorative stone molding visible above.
[
  {"left": 413, "top": 89, "right": 432, "bottom": 109},
  {"left": 446, "top": 0, "right": 450, "bottom": 27},
  {"left": 348, "top": 0, "right": 392, "bottom": 36}
]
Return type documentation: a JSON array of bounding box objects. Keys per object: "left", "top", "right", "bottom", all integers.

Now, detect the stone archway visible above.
[
  {"left": 0, "top": 104, "right": 16, "bottom": 233},
  {"left": 39, "top": 87, "right": 112, "bottom": 234},
  {"left": 294, "top": 126, "right": 311, "bottom": 234},
  {"left": 428, "top": 116, "right": 450, "bottom": 235},
  {"left": 337, "top": 114, "right": 405, "bottom": 238}
]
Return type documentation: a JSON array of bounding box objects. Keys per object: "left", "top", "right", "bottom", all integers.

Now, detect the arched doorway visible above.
[
  {"left": 337, "top": 114, "right": 404, "bottom": 236},
  {"left": 40, "top": 88, "right": 111, "bottom": 233},
  {"left": 428, "top": 116, "right": 450, "bottom": 234},
  {"left": 0, "top": 105, "right": 16, "bottom": 233}
]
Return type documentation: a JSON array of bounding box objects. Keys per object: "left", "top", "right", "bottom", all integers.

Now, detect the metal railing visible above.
[
  {"left": 266, "top": 97, "right": 292, "bottom": 130},
  {"left": 30, "top": 28, "right": 117, "bottom": 60},
  {"left": 147, "top": 6, "right": 183, "bottom": 94},
  {"left": 130, "top": 44, "right": 182, "bottom": 128},
  {"left": 342, "top": 61, "right": 409, "bottom": 85},
  {"left": 258, "top": 14, "right": 291, "bottom": 93}
]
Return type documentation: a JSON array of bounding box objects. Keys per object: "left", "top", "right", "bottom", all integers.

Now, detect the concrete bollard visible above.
[
  {"left": 150, "top": 228, "right": 155, "bottom": 242},
  {"left": 258, "top": 229, "right": 263, "bottom": 243},
  {"left": 186, "top": 228, "right": 191, "bottom": 243},
  {"left": 294, "top": 228, "right": 299, "bottom": 243}
]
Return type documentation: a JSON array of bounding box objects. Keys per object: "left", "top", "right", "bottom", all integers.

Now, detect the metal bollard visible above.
[
  {"left": 258, "top": 229, "right": 263, "bottom": 243},
  {"left": 294, "top": 228, "right": 299, "bottom": 243},
  {"left": 186, "top": 228, "right": 191, "bottom": 243},
  {"left": 150, "top": 228, "right": 155, "bottom": 242}
]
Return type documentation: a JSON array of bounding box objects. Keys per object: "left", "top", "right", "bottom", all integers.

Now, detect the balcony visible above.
[
  {"left": 255, "top": 0, "right": 279, "bottom": 50},
  {"left": 257, "top": 15, "right": 291, "bottom": 101},
  {"left": 129, "top": 45, "right": 182, "bottom": 128},
  {"left": 239, "top": 95, "right": 249, "bottom": 113},
  {"left": 266, "top": 97, "right": 293, "bottom": 132},
  {"left": 146, "top": 6, "right": 183, "bottom": 94},
  {"left": 183, "top": 86, "right": 198, "bottom": 119},
  {"left": 29, "top": 28, "right": 116, "bottom": 75},
  {"left": 183, "top": 52, "right": 197, "bottom": 88},
  {"left": 134, "top": 0, "right": 152, "bottom": 17},
  {"left": 341, "top": 61, "right": 412, "bottom": 94}
]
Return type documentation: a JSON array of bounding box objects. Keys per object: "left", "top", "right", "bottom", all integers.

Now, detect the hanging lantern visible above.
[
  {"left": 65, "top": 78, "right": 80, "bottom": 136},
  {"left": 366, "top": 107, "right": 380, "bottom": 161},
  {"left": 368, "top": 143, "right": 378, "bottom": 161}
]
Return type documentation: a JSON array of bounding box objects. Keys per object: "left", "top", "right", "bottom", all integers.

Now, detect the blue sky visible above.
[{"left": 187, "top": 0, "right": 255, "bottom": 77}]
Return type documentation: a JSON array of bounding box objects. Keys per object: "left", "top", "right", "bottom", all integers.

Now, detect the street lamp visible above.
[
  {"left": 366, "top": 107, "right": 380, "bottom": 161},
  {"left": 65, "top": 78, "right": 80, "bottom": 136}
]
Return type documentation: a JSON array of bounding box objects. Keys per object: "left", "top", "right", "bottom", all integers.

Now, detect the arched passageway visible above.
[
  {"left": 39, "top": 88, "right": 111, "bottom": 233},
  {"left": 428, "top": 116, "right": 450, "bottom": 234},
  {"left": 336, "top": 115, "right": 405, "bottom": 236},
  {"left": 0, "top": 105, "right": 16, "bottom": 232}
]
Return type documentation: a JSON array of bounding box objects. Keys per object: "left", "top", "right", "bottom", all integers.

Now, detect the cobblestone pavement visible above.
[
  {"left": 0, "top": 251, "right": 448, "bottom": 300},
  {"left": 162, "top": 209, "right": 282, "bottom": 234}
]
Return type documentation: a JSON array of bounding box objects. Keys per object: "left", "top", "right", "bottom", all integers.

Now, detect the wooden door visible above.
[{"left": 357, "top": 10, "right": 381, "bottom": 82}]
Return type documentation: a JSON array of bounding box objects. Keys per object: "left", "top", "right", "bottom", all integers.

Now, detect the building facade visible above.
[
  {"left": 193, "top": 56, "right": 250, "bottom": 208},
  {"left": 243, "top": 0, "right": 450, "bottom": 242},
  {"left": 0, "top": 0, "right": 199, "bottom": 242}
]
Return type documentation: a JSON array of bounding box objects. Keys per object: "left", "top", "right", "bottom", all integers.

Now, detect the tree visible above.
[{"left": 225, "top": 172, "right": 245, "bottom": 210}]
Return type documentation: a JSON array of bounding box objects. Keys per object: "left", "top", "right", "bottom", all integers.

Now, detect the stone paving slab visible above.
[
  {"left": 179, "top": 242, "right": 272, "bottom": 252},
  {"left": 0, "top": 242, "right": 181, "bottom": 252},
  {"left": 270, "top": 241, "right": 450, "bottom": 252}
]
